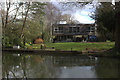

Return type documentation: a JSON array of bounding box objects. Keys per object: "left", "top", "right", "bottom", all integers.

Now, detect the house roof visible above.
[{"left": 53, "top": 24, "right": 95, "bottom": 27}]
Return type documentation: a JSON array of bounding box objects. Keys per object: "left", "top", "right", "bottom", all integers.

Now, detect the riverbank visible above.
[
  {"left": 45, "top": 42, "right": 120, "bottom": 57},
  {"left": 3, "top": 42, "right": 120, "bottom": 57},
  {"left": 2, "top": 48, "right": 82, "bottom": 54},
  {"left": 2, "top": 48, "right": 120, "bottom": 58}
]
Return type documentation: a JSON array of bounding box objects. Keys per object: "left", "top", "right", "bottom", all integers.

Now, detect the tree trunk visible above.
[
  {"left": 20, "top": 2, "right": 30, "bottom": 38},
  {"left": 10, "top": 7, "right": 20, "bottom": 23},
  {"left": 4, "top": 1, "right": 10, "bottom": 28},
  {"left": 115, "top": 2, "right": 120, "bottom": 53}
]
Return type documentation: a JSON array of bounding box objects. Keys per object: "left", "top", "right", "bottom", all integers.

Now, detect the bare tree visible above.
[
  {"left": 44, "top": 2, "right": 62, "bottom": 41},
  {"left": 4, "top": 0, "right": 11, "bottom": 28},
  {"left": 0, "top": 3, "right": 5, "bottom": 28},
  {"left": 0, "top": 1, "right": 23, "bottom": 28}
]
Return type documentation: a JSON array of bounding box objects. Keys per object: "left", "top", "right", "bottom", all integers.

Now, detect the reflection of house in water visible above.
[
  {"left": 52, "top": 21, "right": 97, "bottom": 42},
  {"left": 52, "top": 56, "right": 96, "bottom": 67}
]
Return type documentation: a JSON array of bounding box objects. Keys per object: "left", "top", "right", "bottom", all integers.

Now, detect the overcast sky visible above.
[
  {"left": 53, "top": 2, "right": 97, "bottom": 24},
  {"left": 74, "top": 3, "right": 96, "bottom": 24}
]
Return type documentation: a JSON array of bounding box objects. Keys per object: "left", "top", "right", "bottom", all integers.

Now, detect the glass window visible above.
[
  {"left": 77, "top": 27, "right": 79, "bottom": 32},
  {"left": 69, "top": 27, "right": 72, "bottom": 33}
]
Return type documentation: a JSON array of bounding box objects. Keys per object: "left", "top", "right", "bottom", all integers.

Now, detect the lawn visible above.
[{"left": 46, "top": 42, "right": 115, "bottom": 51}]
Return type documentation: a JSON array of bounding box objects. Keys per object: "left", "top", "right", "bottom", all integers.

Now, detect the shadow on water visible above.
[{"left": 2, "top": 52, "right": 120, "bottom": 78}]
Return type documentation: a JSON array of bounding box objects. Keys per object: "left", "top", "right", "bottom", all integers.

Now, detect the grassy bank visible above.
[{"left": 46, "top": 42, "right": 115, "bottom": 51}]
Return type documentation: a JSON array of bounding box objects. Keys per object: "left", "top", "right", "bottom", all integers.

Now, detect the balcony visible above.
[{"left": 53, "top": 30, "right": 89, "bottom": 35}]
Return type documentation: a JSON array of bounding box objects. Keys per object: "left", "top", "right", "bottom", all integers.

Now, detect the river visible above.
[{"left": 2, "top": 52, "right": 120, "bottom": 78}]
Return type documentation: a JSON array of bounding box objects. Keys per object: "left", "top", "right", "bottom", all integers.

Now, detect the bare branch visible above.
[{"left": 20, "top": 2, "right": 31, "bottom": 38}]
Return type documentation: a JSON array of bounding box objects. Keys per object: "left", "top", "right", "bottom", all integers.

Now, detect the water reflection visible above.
[
  {"left": 95, "top": 57, "right": 120, "bottom": 78},
  {"left": 2, "top": 52, "right": 120, "bottom": 78}
]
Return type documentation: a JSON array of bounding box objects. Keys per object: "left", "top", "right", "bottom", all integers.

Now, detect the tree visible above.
[
  {"left": 1, "top": 1, "right": 23, "bottom": 28},
  {"left": 29, "top": 2, "right": 46, "bottom": 40},
  {"left": 93, "top": 2, "right": 115, "bottom": 41},
  {"left": 93, "top": 1, "right": 120, "bottom": 54},
  {"left": 61, "top": 14, "right": 80, "bottom": 24},
  {"left": 45, "top": 2, "right": 62, "bottom": 25},
  {"left": 1, "top": 1, "right": 47, "bottom": 47},
  {"left": 30, "top": 2, "right": 46, "bottom": 19},
  {"left": 115, "top": 2, "right": 120, "bottom": 54},
  {"left": 20, "top": 2, "right": 31, "bottom": 38},
  {"left": 44, "top": 2, "right": 62, "bottom": 42},
  {"left": 1, "top": 1, "right": 24, "bottom": 47}
]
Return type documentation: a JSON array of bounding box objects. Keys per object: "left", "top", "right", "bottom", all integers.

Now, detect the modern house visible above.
[{"left": 52, "top": 22, "right": 97, "bottom": 42}]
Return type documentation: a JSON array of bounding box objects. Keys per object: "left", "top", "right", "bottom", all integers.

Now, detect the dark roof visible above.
[{"left": 53, "top": 24, "right": 95, "bottom": 26}]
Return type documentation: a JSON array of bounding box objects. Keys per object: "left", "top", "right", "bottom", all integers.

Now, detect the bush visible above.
[{"left": 13, "top": 38, "right": 21, "bottom": 46}]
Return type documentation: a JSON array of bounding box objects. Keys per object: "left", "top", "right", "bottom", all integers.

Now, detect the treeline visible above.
[{"left": 0, "top": 1, "right": 63, "bottom": 48}]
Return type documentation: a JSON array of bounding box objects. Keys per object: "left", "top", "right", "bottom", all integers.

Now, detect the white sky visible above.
[
  {"left": 53, "top": 2, "right": 96, "bottom": 24},
  {"left": 74, "top": 3, "right": 96, "bottom": 24},
  {"left": 74, "top": 11, "right": 95, "bottom": 24}
]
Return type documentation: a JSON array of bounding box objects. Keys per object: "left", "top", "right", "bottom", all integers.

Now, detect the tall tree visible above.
[
  {"left": 1, "top": 1, "right": 24, "bottom": 47},
  {"left": 1, "top": 1, "right": 23, "bottom": 28},
  {"left": 20, "top": 2, "right": 46, "bottom": 39},
  {"left": 44, "top": 2, "right": 62, "bottom": 42},
  {"left": 93, "top": 3, "right": 115, "bottom": 41},
  {"left": 20, "top": 2, "right": 30, "bottom": 38},
  {"left": 93, "top": 1, "right": 120, "bottom": 54},
  {"left": 115, "top": 2, "right": 120, "bottom": 54},
  {"left": 30, "top": 2, "right": 46, "bottom": 40}
]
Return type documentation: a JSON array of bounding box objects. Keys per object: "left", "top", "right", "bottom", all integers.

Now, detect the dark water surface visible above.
[{"left": 2, "top": 52, "right": 120, "bottom": 78}]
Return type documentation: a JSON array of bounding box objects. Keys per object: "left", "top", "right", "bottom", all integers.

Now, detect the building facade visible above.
[{"left": 52, "top": 23, "right": 97, "bottom": 42}]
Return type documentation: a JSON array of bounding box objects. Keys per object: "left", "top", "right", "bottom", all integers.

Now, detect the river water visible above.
[{"left": 2, "top": 52, "right": 120, "bottom": 78}]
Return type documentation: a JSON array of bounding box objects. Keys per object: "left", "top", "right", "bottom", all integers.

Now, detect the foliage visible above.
[
  {"left": 23, "top": 20, "right": 43, "bottom": 42},
  {"left": 30, "top": 2, "right": 46, "bottom": 18},
  {"left": 13, "top": 37, "right": 21, "bottom": 46},
  {"left": 93, "top": 3, "right": 115, "bottom": 41},
  {"left": 1, "top": 2, "right": 48, "bottom": 48},
  {"left": 2, "top": 23, "right": 22, "bottom": 47},
  {"left": 2, "top": 36, "right": 11, "bottom": 48},
  {"left": 34, "top": 37, "right": 43, "bottom": 44}
]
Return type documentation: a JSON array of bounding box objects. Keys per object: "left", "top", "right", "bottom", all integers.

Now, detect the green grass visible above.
[{"left": 46, "top": 42, "right": 115, "bottom": 51}]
